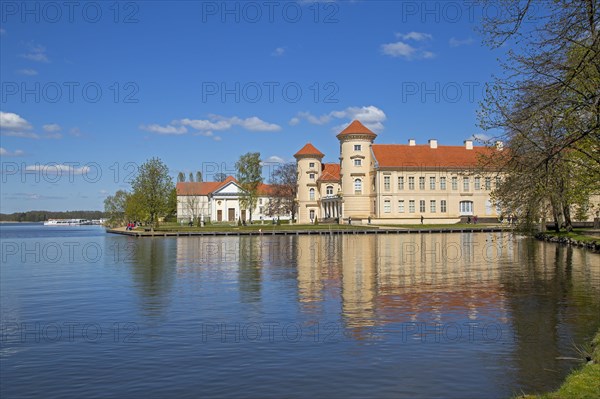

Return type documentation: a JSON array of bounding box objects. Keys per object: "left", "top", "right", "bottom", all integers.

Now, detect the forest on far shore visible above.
[{"left": 0, "top": 211, "right": 107, "bottom": 222}]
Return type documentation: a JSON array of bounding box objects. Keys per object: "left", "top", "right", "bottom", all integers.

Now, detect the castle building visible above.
[{"left": 295, "top": 120, "right": 500, "bottom": 224}]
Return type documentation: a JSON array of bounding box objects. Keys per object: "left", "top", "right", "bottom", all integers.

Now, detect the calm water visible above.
[{"left": 1, "top": 224, "right": 599, "bottom": 398}]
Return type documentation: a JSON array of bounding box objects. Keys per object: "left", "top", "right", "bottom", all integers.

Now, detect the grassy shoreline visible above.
[{"left": 518, "top": 330, "right": 600, "bottom": 399}]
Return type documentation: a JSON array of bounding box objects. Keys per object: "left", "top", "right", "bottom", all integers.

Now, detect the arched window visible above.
[
  {"left": 326, "top": 186, "right": 333, "bottom": 195},
  {"left": 354, "top": 179, "right": 362, "bottom": 194},
  {"left": 309, "top": 188, "right": 315, "bottom": 200}
]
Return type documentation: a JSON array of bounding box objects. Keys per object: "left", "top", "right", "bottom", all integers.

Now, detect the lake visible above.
[{"left": 1, "top": 224, "right": 599, "bottom": 398}]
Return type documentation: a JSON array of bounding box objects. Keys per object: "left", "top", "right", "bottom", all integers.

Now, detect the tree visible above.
[
  {"left": 177, "top": 172, "right": 185, "bottom": 182},
  {"left": 104, "top": 190, "right": 129, "bottom": 227},
  {"left": 188, "top": 172, "right": 194, "bottom": 182},
  {"left": 265, "top": 163, "right": 297, "bottom": 220},
  {"left": 131, "top": 158, "right": 174, "bottom": 230},
  {"left": 196, "top": 171, "right": 203, "bottom": 182},
  {"left": 214, "top": 172, "right": 227, "bottom": 182},
  {"left": 236, "top": 152, "right": 263, "bottom": 223},
  {"left": 125, "top": 191, "right": 149, "bottom": 223},
  {"left": 478, "top": 0, "right": 600, "bottom": 231}
]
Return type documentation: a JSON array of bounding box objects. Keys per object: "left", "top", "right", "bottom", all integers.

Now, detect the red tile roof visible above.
[
  {"left": 294, "top": 143, "right": 324, "bottom": 158},
  {"left": 336, "top": 120, "right": 377, "bottom": 139},
  {"left": 176, "top": 175, "right": 238, "bottom": 196},
  {"left": 318, "top": 163, "right": 340, "bottom": 182},
  {"left": 372, "top": 144, "right": 493, "bottom": 168},
  {"left": 177, "top": 176, "right": 278, "bottom": 197}
]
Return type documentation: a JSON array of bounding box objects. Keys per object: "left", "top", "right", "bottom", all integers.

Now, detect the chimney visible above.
[
  {"left": 408, "top": 139, "right": 416, "bottom": 146},
  {"left": 495, "top": 140, "right": 504, "bottom": 151},
  {"left": 464, "top": 140, "right": 473, "bottom": 150},
  {"left": 428, "top": 139, "right": 438, "bottom": 149}
]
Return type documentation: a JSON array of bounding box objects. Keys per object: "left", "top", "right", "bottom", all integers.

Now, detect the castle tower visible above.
[
  {"left": 294, "top": 143, "right": 324, "bottom": 224},
  {"left": 337, "top": 120, "right": 377, "bottom": 221}
]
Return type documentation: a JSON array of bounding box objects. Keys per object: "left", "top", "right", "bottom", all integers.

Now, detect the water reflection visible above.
[{"left": 167, "top": 232, "right": 599, "bottom": 394}]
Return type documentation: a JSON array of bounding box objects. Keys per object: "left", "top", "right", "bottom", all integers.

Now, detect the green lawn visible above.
[
  {"left": 376, "top": 223, "right": 504, "bottom": 230},
  {"left": 134, "top": 222, "right": 378, "bottom": 232}
]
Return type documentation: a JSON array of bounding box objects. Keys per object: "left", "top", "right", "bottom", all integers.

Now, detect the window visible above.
[
  {"left": 384, "top": 176, "right": 390, "bottom": 191},
  {"left": 485, "top": 177, "right": 491, "bottom": 190},
  {"left": 460, "top": 201, "right": 473, "bottom": 215},
  {"left": 259, "top": 206, "right": 264, "bottom": 214},
  {"left": 309, "top": 210, "right": 315, "bottom": 220},
  {"left": 354, "top": 144, "right": 361, "bottom": 151},
  {"left": 441, "top": 200, "right": 447, "bottom": 213},
  {"left": 409, "top": 177, "right": 415, "bottom": 190},
  {"left": 398, "top": 200, "right": 405, "bottom": 213},
  {"left": 463, "top": 177, "right": 469, "bottom": 191},
  {"left": 440, "top": 177, "right": 446, "bottom": 190},
  {"left": 309, "top": 173, "right": 315, "bottom": 180},
  {"left": 384, "top": 200, "right": 391, "bottom": 213},
  {"left": 354, "top": 179, "right": 362, "bottom": 194},
  {"left": 419, "top": 200, "right": 426, "bottom": 213},
  {"left": 259, "top": 198, "right": 263, "bottom": 205},
  {"left": 430, "top": 177, "right": 436, "bottom": 190},
  {"left": 309, "top": 188, "right": 315, "bottom": 200},
  {"left": 474, "top": 177, "right": 481, "bottom": 190},
  {"left": 309, "top": 162, "right": 315, "bottom": 168},
  {"left": 430, "top": 200, "right": 436, "bottom": 213},
  {"left": 326, "top": 186, "right": 333, "bottom": 195},
  {"left": 495, "top": 176, "right": 501, "bottom": 188},
  {"left": 354, "top": 159, "right": 362, "bottom": 167},
  {"left": 452, "top": 176, "right": 458, "bottom": 190},
  {"left": 419, "top": 177, "right": 425, "bottom": 190},
  {"left": 409, "top": 200, "right": 415, "bottom": 213},
  {"left": 398, "top": 176, "right": 404, "bottom": 190}
]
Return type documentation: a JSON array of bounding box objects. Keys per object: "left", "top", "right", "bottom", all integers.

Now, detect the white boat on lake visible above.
[{"left": 43, "top": 219, "right": 93, "bottom": 226}]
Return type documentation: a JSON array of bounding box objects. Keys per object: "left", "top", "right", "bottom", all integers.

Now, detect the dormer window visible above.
[{"left": 354, "top": 144, "right": 361, "bottom": 151}]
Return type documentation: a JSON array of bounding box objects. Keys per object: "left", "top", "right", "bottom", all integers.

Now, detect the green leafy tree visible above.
[
  {"left": 478, "top": 0, "right": 600, "bottom": 232},
  {"left": 236, "top": 152, "right": 263, "bottom": 223},
  {"left": 104, "top": 190, "right": 129, "bottom": 227},
  {"left": 131, "top": 158, "right": 174, "bottom": 230}
]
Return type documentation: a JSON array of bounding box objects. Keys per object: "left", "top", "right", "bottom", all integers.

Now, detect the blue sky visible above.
[{"left": 0, "top": 0, "right": 515, "bottom": 212}]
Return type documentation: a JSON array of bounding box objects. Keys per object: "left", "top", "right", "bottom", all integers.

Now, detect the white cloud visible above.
[
  {"left": 0, "top": 147, "right": 25, "bottom": 157},
  {"left": 20, "top": 43, "right": 49, "bottom": 63},
  {"left": 142, "top": 115, "right": 282, "bottom": 138},
  {"left": 396, "top": 31, "right": 432, "bottom": 41},
  {"left": 382, "top": 32, "right": 434, "bottom": 60},
  {"left": 43, "top": 124, "right": 61, "bottom": 132},
  {"left": 140, "top": 124, "right": 188, "bottom": 135},
  {"left": 0, "top": 112, "right": 33, "bottom": 131},
  {"left": 291, "top": 105, "right": 387, "bottom": 132},
  {"left": 24, "top": 163, "right": 90, "bottom": 175},
  {"left": 263, "top": 155, "right": 285, "bottom": 164},
  {"left": 17, "top": 68, "right": 38, "bottom": 76},
  {"left": 179, "top": 118, "right": 231, "bottom": 131},
  {"left": 272, "top": 47, "right": 285, "bottom": 56},
  {"left": 449, "top": 37, "right": 474, "bottom": 47}
]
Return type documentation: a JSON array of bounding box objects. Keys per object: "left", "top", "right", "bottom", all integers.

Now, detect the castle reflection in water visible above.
[{"left": 174, "top": 233, "right": 600, "bottom": 336}]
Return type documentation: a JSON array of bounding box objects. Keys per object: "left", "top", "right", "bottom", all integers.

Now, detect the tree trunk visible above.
[{"left": 562, "top": 204, "right": 573, "bottom": 232}]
